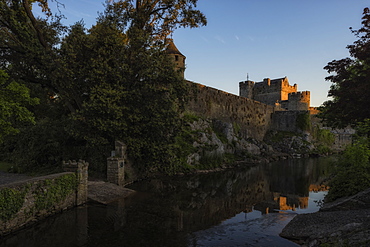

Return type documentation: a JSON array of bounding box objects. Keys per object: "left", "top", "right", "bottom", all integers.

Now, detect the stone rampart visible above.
[
  {"left": 240, "top": 77, "right": 298, "bottom": 105},
  {"left": 0, "top": 160, "right": 88, "bottom": 236},
  {"left": 187, "top": 82, "right": 275, "bottom": 141},
  {"left": 271, "top": 111, "right": 308, "bottom": 133},
  {"left": 287, "top": 91, "right": 310, "bottom": 111}
]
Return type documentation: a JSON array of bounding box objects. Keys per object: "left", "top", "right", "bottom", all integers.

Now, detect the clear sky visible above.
[{"left": 39, "top": 0, "right": 369, "bottom": 107}]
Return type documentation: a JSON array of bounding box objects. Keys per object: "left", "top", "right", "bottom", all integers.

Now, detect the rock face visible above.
[
  {"left": 185, "top": 118, "right": 322, "bottom": 168},
  {"left": 264, "top": 130, "right": 314, "bottom": 155},
  {"left": 280, "top": 188, "right": 370, "bottom": 246},
  {"left": 186, "top": 118, "right": 267, "bottom": 167}
]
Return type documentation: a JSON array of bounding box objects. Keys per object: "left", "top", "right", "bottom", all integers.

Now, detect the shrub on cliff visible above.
[{"left": 325, "top": 121, "right": 370, "bottom": 202}]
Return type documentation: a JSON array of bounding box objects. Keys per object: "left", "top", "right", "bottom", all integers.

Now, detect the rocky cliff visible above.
[{"left": 182, "top": 115, "right": 330, "bottom": 170}]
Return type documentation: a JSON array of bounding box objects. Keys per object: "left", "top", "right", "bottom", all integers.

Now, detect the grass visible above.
[{"left": 0, "top": 162, "right": 14, "bottom": 172}]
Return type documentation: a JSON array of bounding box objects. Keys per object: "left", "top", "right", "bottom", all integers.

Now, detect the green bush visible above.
[
  {"left": 314, "top": 127, "right": 335, "bottom": 146},
  {"left": 296, "top": 112, "right": 311, "bottom": 131},
  {"left": 325, "top": 140, "right": 370, "bottom": 202},
  {"left": 314, "top": 144, "right": 332, "bottom": 155}
]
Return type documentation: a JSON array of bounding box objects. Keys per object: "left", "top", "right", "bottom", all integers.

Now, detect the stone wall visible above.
[
  {"left": 239, "top": 80, "right": 254, "bottom": 99},
  {"left": 271, "top": 111, "right": 307, "bottom": 133},
  {"left": 287, "top": 91, "right": 310, "bottom": 111},
  {"left": 246, "top": 77, "right": 298, "bottom": 105},
  {"left": 331, "top": 128, "right": 355, "bottom": 151},
  {"left": 239, "top": 77, "right": 312, "bottom": 110},
  {"left": 0, "top": 161, "right": 88, "bottom": 236},
  {"left": 187, "top": 81, "right": 275, "bottom": 141}
]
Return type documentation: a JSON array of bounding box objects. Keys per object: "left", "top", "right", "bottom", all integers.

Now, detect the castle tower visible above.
[
  {"left": 239, "top": 80, "right": 254, "bottom": 99},
  {"left": 166, "top": 39, "right": 186, "bottom": 78},
  {"left": 287, "top": 91, "right": 310, "bottom": 111}
]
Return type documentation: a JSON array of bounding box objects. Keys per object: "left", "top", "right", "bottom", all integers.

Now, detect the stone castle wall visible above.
[
  {"left": 239, "top": 80, "right": 254, "bottom": 99},
  {"left": 0, "top": 161, "right": 88, "bottom": 236},
  {"left": 187, "top": 82, "right": 275, "bottom": 141},
  {"left": 279, "top": 78, "right": 298, "bottom": 101},
  {"left": 240, "top": 77, "right": 298, "bottom": 106},
  {"left": 271, "top": 111, "right": 308, "bottom": 133},
  {"left": 288, "top": 91, "right": 310, "bottom": 111},
  {"left": 255, "top": 78, "right": 298, "bottom": 103},
  {"left": 280, "top": 91, "right": 311, "bottom": 111}
]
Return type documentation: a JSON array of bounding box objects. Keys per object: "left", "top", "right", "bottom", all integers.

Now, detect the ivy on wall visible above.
[
  {"left": 0, "top": 173, "right": 78, "bottom": 223},
  {"left": 35, "top": 174, "right": 77, "bottom": 211},
  {"left": 0, "top": 187, "right": 28, "bottom": 221},
  {"left": 296, "top": 112, "right": 311, "bottom": 131}
]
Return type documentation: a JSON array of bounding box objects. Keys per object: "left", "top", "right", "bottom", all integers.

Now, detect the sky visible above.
[{"left": 37, "top": 0, "right": 369, "bottom": 107}]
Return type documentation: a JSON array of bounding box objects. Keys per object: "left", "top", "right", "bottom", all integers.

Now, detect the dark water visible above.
[{"left": 0, "top": 157, "right": 334, "bottom": 247}]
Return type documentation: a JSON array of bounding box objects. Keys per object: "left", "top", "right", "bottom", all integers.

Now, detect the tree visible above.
[
  {"left": 0, "top": 0, "right": 207, "bottom": 174},
  {"left": 68, "top": 7, "right": 194, "bottom": 174},
  {"left": 102, "top": 0, "right": 206, "bottom": 38},
  {"left": 319, "top": 7, "right": 370, "bottom": 128},
  {"left": 0, "top": 70, "right": 39, "bottom": 142}
]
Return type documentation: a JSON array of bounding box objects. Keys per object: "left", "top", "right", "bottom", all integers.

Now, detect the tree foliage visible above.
[
  {"left": 67, "top": 11, "right": 191, "bottom": 174},
  {"left": 326, "top": 137, "right": 370, "bottom": 202},
  {"left": 103, "top": 0, "right": 207, "bottom": 39},
  {"left": 0, "top": 0, "right": 206, "bottom": 174},
  {"left": 319, "top": 7, "right": 370, "bottom": 128},
  {"left": 0, "top": 70, "right": 38, "bottom": 142}
]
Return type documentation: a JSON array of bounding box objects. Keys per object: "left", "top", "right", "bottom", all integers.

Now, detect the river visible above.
[{"left": 0, "top": 157, "right": 334, "bottom": 247}]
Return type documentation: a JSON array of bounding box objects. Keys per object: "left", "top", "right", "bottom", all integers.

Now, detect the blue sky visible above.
[{"left": 39, "top": 0, "right": 369, "bottom": 106}]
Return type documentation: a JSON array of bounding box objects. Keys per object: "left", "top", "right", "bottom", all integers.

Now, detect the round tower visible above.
[{"left": 165, "top": 39, "right": 186, "bottom": 78}]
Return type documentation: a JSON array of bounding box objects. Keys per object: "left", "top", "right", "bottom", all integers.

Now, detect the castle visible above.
[
  {"left": 239, "top": 77, "right": 317, "bottom": 114},
  {"left": 165, "top": 40, "right": 351, "bottom": 150},
  {"left": 166, "top": 39, "right": 317, "bottom": 115}
]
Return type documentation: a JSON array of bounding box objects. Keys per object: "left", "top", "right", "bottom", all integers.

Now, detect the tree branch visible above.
[{"left": 22, "top": 0, "right": 48, "bottom": 49}]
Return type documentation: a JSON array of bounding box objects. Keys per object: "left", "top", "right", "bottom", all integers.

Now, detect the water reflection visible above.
[{"left": 0, "top": 157, "right": 334, "bottom": 247}]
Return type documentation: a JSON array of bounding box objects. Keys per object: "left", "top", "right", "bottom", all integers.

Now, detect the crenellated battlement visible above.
[
  {"left": 289, "top": 91, "right": 310, "bottom": 96},
  {"left": 286, "top": 91, "right": 310, "bottom": 111}
]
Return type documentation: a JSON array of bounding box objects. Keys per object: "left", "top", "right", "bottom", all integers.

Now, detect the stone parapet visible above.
[
  {"left": 0, "top": 171, "right": 85, "bottom": 236},
  {"left": 63, "top": 160, "right": 89, "bottom": 205}
]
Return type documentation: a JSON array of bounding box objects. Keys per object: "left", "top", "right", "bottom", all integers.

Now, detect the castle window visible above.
[{"left": 175, "top": 55, "right": 179, "bottom": 61}]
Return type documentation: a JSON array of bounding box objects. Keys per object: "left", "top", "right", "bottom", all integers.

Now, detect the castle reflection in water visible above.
[{"left": 0, "top": 157, "right": 334, "bottom": 247}]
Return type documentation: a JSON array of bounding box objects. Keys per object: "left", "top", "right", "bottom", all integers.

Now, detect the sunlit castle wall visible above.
[
  {"left": 187, "top": 81, "right": 275, "bottom": 141},
  {"left": 239, "top": 77, "right": 298, "bottom": 106},
  {"left": 287, "top": 91, "right": 310, "bottom": 111},
  {"left": 254, "top": 77, "right": 297, "bottom": 105}
]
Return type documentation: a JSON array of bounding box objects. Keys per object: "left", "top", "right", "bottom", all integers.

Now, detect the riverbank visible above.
[{"left": 280, "top": 187, "right": 370, "bottom": 246}]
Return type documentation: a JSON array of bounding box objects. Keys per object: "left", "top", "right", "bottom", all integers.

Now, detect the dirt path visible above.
[{"left": 0, "top": 171, "right": 32, "bottom": 185}]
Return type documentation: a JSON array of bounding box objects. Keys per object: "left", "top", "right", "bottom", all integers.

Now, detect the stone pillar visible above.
[
  {"left": 107, "top": 141, "right": 127, "bottom": 186},
  {"left": 63, "top": 160, "right": 89, "bottom": 206}
]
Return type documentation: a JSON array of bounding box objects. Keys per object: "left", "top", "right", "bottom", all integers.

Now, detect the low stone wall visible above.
[
  {"left": 0, "top": 160, "right": 88, "bottom": 236},
  {"left": 187, "top": 81, "right": 275, "bottom": 141}
]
